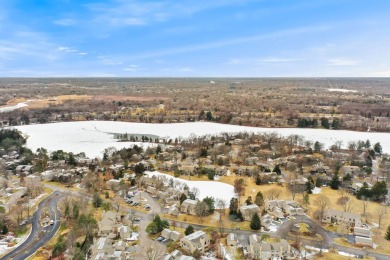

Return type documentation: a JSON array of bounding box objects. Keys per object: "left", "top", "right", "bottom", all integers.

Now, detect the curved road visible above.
[
  {"left": 44, "top": 184, "right": 390, "bottom": 260},
  {"left": 1, "top": 191, "right": 67, "bottom": 260}
]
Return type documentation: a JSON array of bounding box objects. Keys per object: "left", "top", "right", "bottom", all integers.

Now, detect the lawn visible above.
[{"left": 314, "top": 252, "right": 374, "bottom": 260}]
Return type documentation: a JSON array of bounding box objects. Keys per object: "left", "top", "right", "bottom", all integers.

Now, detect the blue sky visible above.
[{"left": 0, "top": 0, "right": 390, "bottom": 77}]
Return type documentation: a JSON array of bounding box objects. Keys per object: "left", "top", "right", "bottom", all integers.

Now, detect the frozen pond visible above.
[
  {"left": 144, "top": 170, "right": 235, "bottom": 206},
  {"left": 13, "top": 121, "right": 390, "bottom": 158}
]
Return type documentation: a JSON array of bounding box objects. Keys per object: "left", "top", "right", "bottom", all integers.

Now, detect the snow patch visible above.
[
  {"left": 144, "top": 170, "right": 235, "bottom": 207},
  {"left": 311, "top": 187, "right": 322, "bottom": 194}
]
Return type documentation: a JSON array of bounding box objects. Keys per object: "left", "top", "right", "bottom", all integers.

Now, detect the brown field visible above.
[
  {"left": 2, "top": 95, "right": 92, "bottom": 109},
  {"left": 93, "top": 95, "right": 170, "bottom": 102}
]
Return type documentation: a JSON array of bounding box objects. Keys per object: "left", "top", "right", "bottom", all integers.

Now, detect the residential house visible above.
[
  {"left": 246, "top": 235, "right": 294, "bottom": 260},
  {"left": 178, "top": 165, "right": 198, "bottom": 176},
  {"left": 322, "top": 209, "right": 362, "bottom": 227},
  {"left": 215, "top": 166, "right": 227, "bottom": 176},
  {"left": 232, "top": 139, "right": 245, "bottom": 145},
  {"left": 159, "top": 152, "right": 173, "bottom": 162},
  {"left": 161, "top": 228, "right": 183, "bottom": 241},
  {"left": 239, "top": 204, "right": 261, "bottom": 221},
  {"left": 265, "top": 200, "right": 304, "bottom": 218},
  {"left": 355, "top": 236, "right": 374, "bottom": 247},
  {"left": 180, "top": 199, "right": 198, "bottom": 215},
  {"left": 227, "top": 233, "right": 237, "bottom": 247},
  {"left": 157, "top": 188, "right": 183, "bottom": 205},
  {"left": 261, "top": 214, "right": 273, "bottom": 228},
  {"left": 98, "top": 211, "right": 121, "bottom": 237},
  {"left": 245, "top": 157, "right": 260, "bottom": 166},
  {"left": 89, "top": 237, "right": 126, "bottom": 260},
  {"left": 168, "top": 204, "right": 180, "bottom": 216},
  {"left": 139, "top": 176, "right": 160, "bottom": 188},
  {"left": 353, "top": 227, "right": 372, "bottom": 237},
  {"left": 180, "top": 231, "right": 210, "bottom": 254},
  {"left": 106, "top": 179, "right": 121, "bottom": 191},
  {"left": 288, "top": 178, "right": 308, "bottom": 193},
  {"left": 163, "top": 250, "right": 195, "bottom": 260},
  {"left": 119, "top": 225, "right": 132, "bottom": 241},
  {"left": 340, "top": 166, "right": 362, "bottom": 177},
  {"left": 25, "top": 175, "right": 41, "bottom": 189},
  {"left": 7, "top": 187, "right": 27, "bottom": 210},
  {"left": 15, "top": 165, "right": 34, "bottom": 175}
]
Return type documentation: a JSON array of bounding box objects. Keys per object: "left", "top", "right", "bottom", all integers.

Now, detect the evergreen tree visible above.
[
  {"left": 180, "top": 193, "right": 188, "bottom": 204},
  {"left": 200, "top": 147, "right": 208, "bottom": 157},
  {"left": 185, "top": 225, "right": 195, "bottom": 235},
  {"left": 250, "top": 213, "right": 261, "bottom": 230},
  {"left": 371, "top": 181, "right": 388, "bottom": 201},
  {"left": 73, "top": 204, "right": 79, "bottom": 219},
  {"left": 331, "top": 118, "right": 341, "bottom": 129},
  {"left": 254, "top": 191, "right": 264, "bottom": 207},
  {"left": 146, "top": 215, "right": 169, "bottom": 234},
  {"left": 206, "top": 111, "right": 213, "bottom": 121},
  {"left": 156, "top": 145, "right": 162, "bottom": 154},
  {"left": 229, "top": 198, "right": 238, "bottom": 215},
  {"left": 273, "top": 164, "right": 281, "bottom": 175},
  {"left": 330, "top": 174, "right": 341, "bottom": 190},
  {"left": 314, "top": 141, "right": 323, "bottom": 153},
  {"left": 385, "top": 225, "right": 390, "bottom": 241},
  {"left": 374, "top": 142, "right": 383, "bottom": 154},
  {"left": 1, "top": 224, "right": 8, "bottom": 234},
  {"left": 315, "top": 177, "right": 323, "bottom": 188},
  {"left": 92, "top": 193, "right": 103, "bottom": 208},
  {"left": 321, "top": 118, "right": 330, "bottom": 129},
  {"left": 305, "top": 181, "right": 314, "bottom": 194},
  {"left": 203, "top": 197, "right": 215, "bottom": 214},
  {"left": 236, "top": 209, "right": 244, "bottom": 221}
]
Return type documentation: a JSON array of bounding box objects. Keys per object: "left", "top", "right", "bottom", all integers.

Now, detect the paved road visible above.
[
  {"left": 45, "top": 184, "right": 390, "bottom": 260},
  {"left": 1, "top": 191, "right": 67, "bottom": 260}
]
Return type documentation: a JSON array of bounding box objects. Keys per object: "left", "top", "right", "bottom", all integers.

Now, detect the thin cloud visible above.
[
  {"left": 128, "top": 25, "right": 329, "bottom": 60},
  {"left": 259, "top": 57, "right": 298, "bottom": 63},
  {"left": 328, "top": 58, "right": 361, "bottom": 66},
  {"left": 178, "top": 67, "right": 194, "bottom": 72},
  {"left": 368, "top": 70, "right": 390, "bottom": 77},
  {"left": 54, "top": 18, "right": 77, "bottom": 26},
  {"left": 85, "top": 0, "right": 260, "bottom": 28},
  {"left": 123, "top": 64, "right": 139, "bottom": 71},
  {"left": 58, "top": 46, "right": 78, "bottom": 53}
]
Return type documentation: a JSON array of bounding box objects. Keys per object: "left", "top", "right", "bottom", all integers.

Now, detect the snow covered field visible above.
[
  {"left": 328, "top": 88, "right": 358, "bottom": 93},
  {"left": 144, "top": 170, "right": 235, "bottom": 206},
  {"left": 13, "top": 121, "right": 390, "bottom": 158},
  {"left": 0, "top": 102, "right": 28, "bottom": 113}
]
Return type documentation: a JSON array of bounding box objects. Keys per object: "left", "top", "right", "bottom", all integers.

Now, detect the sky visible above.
[{"left": 0, "top": 0, "right": 390, "bottom": 77}]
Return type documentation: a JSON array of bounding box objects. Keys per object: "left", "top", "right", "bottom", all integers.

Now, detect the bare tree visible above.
[
  {"left": 337, "top": 194, "right": 353, "bottom": 213},
  {"left": 361, "top": 197, "right": 369, "bottom": 216},
  {"left": 376, "top": 206, "right": 387, "bottom": 228},
  {"left": 190, "top": 187, "right": 200, "bottom": 199},
  {"left": 265, "top": 189, "right": 281, "bottom": 201},
  {"left": 216, "top": 199, "right": 226, "bottom": 236},
  {"left": 195, "top": 201, "right": 209, "bottom": 223},
  {"left": 139, "top": 240, "right": 165, "bottom": 260},
  {"left": 315, "top": 195, "right": 330, "bottom": 220}
]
